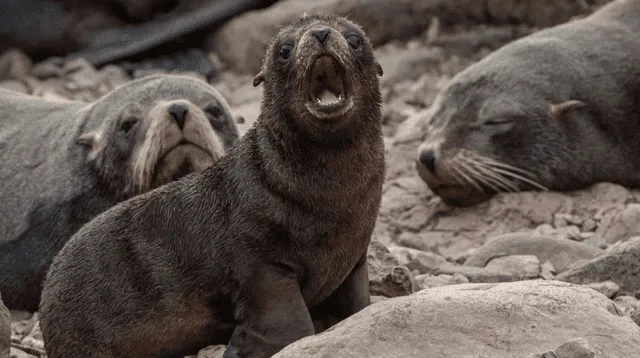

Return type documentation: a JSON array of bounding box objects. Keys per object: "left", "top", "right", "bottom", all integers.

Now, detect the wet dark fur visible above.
[
  {"left": 416, "top": 0, "right": 640, "bottom": 206},
  {"left": 40, "top": 14, "right": 384, "bottom": 358},
  {"left": 0, "top": 75, "right": 239, "bottom": 311}
]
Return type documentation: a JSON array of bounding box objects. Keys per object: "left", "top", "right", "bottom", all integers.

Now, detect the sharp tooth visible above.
[{"left": 319, "top": 90, "right": 338, "bottom": 105}]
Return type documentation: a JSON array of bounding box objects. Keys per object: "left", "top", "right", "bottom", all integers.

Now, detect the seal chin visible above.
[
  {"left": 151, "top": 142, "right": 215, "bottom": 186},
  {"left": 305, "top": 55, "right": 354, "bottom": 119}
]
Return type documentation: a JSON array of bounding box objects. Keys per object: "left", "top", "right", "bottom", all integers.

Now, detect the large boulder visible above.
[
  {"left": 207, "top": 0, "right": 606, "bottom": 74},
  {"left": 274, "top": 280, "right": 640, "bottom": 358}
]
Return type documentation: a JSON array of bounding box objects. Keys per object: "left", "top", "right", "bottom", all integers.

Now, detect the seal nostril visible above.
[
  {"left": 168, "top": 103, "right": 189, "bottom": 130},
  {"left": 311, "top": 27, "right": 331, "bottom": 45},
  {"left": 419, "top": 149, "right": 436, "bottom": 174}
]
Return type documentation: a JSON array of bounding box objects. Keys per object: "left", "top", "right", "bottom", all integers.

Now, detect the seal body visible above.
[
  {"left": 0, "top": 74, "right": 239, "bottom": 311},
  {"left": 40, "top": 14, "right": 384, "bottom": 358},
  {"left": 416, "top": 0, "right": 640, "bottom": 206}
]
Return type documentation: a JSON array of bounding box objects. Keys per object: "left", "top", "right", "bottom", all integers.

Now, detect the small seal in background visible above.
[{"left": 0, "top": 74, "right": 239, "bottom": 311}]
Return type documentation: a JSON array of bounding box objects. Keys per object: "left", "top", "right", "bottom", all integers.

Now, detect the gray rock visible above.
[
  {"left": 208, "top": 0, "right": 596, "bottom": 74},
  {"left": 528, "top": 353, "right": 559, "bottom": 358},
  {"left": 540, "top": 261, "right": 557, "bottom": 280},
  {"left": 417, "top": 273, "right": 469, "bottom": 289},
  {"left": 554, "top": 338, "right": 596, "bottom": 358},
  {"left": 555, "top": 236, "right": 640, "bottom": 295},
  {"left": 585, "top": 281, "right": 620, "bottom": 299},
  {"left": 485, "top": 254, "right": 540, "bottom": 278},
  {"left": 368, "top": 239, "right": 418, "bottom": 297},
  {"left": 388, "top": 246, "right": 450, "bottom": 274},
  {"left": 434, "top": 265, "right": 520, "bottom": 283},
  {"left": 0, "top": 50, "right": 32, "bottom": 81},
  {"left": 632, "top": 309, "right": 640, "bottom": 328},
  {"left": 465, "top": 233, "right": 604, "bottom": 273},
  {"left": 613, "top": 295, "right": 640, "bottom": 315},
  {"left": 9, "top": 347, "right": 36, "bottom": 358},
  {"left": 273, "top": 281, "right": 640, "bottom": 358}
]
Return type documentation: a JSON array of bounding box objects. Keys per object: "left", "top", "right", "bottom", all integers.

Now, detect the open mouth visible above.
[{"left": 306, "top": 55, "right": 353, "bottom": 118}]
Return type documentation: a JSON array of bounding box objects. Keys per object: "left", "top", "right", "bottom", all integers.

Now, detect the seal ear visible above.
[
  {"left": 375, "top": 62, "right": 383, "bottom": 76},
  {"left": 76, "top": 132, "right": 102, "bottom": 161},
  {"left": 548, "top": 100, "right": 587, "bottom": 121},
  {"left": 253, "top": 71, "right": 265, "bottom": 87}
]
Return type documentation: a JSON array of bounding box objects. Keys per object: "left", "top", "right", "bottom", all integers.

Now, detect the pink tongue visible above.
[{"left": 318, "top": 89, "right": 339, "bottom": 104}]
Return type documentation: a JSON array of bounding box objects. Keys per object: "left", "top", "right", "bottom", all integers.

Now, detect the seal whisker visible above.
[
  {"left": 467, "top": 159, "right": 520, "bottom": 193},
  {"left": 461, "top": 159, "right": 513, "bottom": 193},
  {"left": 489, "top": 167, "right": 549, "bottom": 191},
  {"left": 476, "top": 156, "right": 539, "bottom": 179},
  {"left": 452, "top": 160, "right": 484, "bottom": 192}
]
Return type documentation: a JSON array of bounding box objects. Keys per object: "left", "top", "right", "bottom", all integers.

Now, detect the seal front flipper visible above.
[
  {"left": 224, "top": 265, "right": 314, "bottom": 358},
  {"left": 310, "top": 253, "right": 370, "bottom": 332}
]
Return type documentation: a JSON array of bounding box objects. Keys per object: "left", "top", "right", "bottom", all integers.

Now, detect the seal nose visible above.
[
  {"left": 168, "top": 103, "right": 189, "bottom": 130},
  {"left": 419, "top": 149, "right": 436, "bottom": 174},
  {"left": 311, "top": 27, "right": 331, "bottom": 45}
]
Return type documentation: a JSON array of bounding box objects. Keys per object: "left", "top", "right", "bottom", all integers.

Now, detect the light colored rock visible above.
[
  {"left": 554, "top": 337, "right": 596, "bottom": 358},
  {"left": 434, "top": 265, "right": 520, "bottom": 283},
  {"left": 612, "top": 296, "right": 640, "bottom": 315},
  {"left": 209, "top": 0, "right": 597, "bottom": 74},
  {"left": 9, "top": 347, "right": 36, "bottom": 358},
  {"left": 632, "top": 309, "right": 640, "bottom": 328},
  {"left": 274, "top": 281, "right": 640, "bottom": 358},
  {"left": 597, "top": 203, "right": 640, "bottom": 243},
  {"left": 192, "top": 344, "right": 225, "bottom": 358},
  {"left": 485, "top": 254, "right": 540, "bottom": 278},
  {"left": 464, "top": 233, "right": 603, "bottom": 273},
  {"left": 555, "top": 236, "right": 640, "bottom": 295},
  {"left": 585, "top": 281, "right": 620, "bottom": 299},
  {"left": 368, "top": 239, "right": 418, "bottom": 298},
  {"left": 417, "top": 273, "right": 469, "bottom": 289},
  {"left": 388, "top": 246, "right": 450, "bottom": 274},
  {"left": 540, "top": 261, "right": 557, "bottom": 280},
  {"left": 0, "top": 49, "right": 32, "bottom": 81}
]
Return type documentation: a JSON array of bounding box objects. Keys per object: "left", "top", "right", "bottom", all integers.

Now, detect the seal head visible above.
[
  {"left": 253, "top": 14, "right": 383, "bottom": 143},
  {"left": 77, "top": 75, "right": 239, "bottom": 197},
  {"left": 415, "top": 1, "right": 640, "bottom": 206}
]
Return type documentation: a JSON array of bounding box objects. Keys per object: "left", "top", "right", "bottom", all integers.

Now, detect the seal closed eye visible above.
[{"left": 40, "top": 14, "right": 384, "bottom": 358}]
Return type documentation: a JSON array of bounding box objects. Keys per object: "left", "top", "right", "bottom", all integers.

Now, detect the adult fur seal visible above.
[
  {"left": 39, "top": 14, "right": 384, "bottom": 358},
  {"left": 0, "top": 74, "right": 239, "bottom": 311},
  {"left": 415, "top": 0, "right": 640, "bottom": 206}
]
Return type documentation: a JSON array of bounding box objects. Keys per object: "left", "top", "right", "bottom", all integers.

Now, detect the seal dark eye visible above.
[
  {"left": 279, "top": 44, "right": 293, "bottom": 60},
  {"left": 120, "top": 118, "right": 138, "bottom": 133},
  {"left": 205, "top": 105, "right": 226, "bottom": 130},
  {"left": 346, "top": 34, "right": 362, "bottom": 50}
]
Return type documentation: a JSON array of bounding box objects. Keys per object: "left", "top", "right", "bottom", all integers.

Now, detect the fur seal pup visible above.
[
  {"left": 0, "top": 74, "right": 239, "bottom": 311},
  {"left": 39, "top": 14, "right": 384, "bottom": 358},
  {"left": 415, "top": 0, "right": 640, "bottom": 206}
]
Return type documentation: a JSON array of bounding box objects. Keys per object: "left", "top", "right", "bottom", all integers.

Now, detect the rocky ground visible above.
[{"left": 3, "top": 0, "right": 640, "bottom": 357}]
